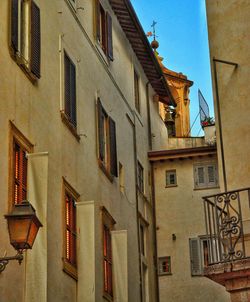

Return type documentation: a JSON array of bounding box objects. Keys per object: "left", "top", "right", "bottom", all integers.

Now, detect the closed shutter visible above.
[
  {"left": 96, "top": 0, "right": 100, "bottom": 41},
  {"left": 207, "top": 164, "right": 217, "bottom": 187},
  {"left": 30, "top": 1, "right": 41, "bottom": 78},
  {"left": 11, "top": 0, "right": 19, "bottom": 52},
  {"left": 189, "top": 238, "right": 202, "bottom": 276},
  {"left": 106, "top": 12, "right": 113, "bottom": 61},
  {"left": 97, "top": 99, "right": 105, "bottom": 161},
  {"left": 70, "top": 62, "right": 76, "bottom": 127},
  {"left": 109, "top": 117, "right": 117, "bottom": 177}
]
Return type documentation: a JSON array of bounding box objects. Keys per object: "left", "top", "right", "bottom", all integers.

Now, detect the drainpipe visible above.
[{"left": 146, "top": 82, "right": 160, "bottom": 302}]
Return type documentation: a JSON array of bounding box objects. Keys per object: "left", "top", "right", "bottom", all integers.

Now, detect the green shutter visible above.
[
  {"left": 97, "top": 98, "right": 105, "bottom": 161},
  {"left": 109, "top": 117, "right": 117, "bottom": 177},
  {"left": 11, "top": 0, "right": 19, "bottom": 52},
  {"left": 30, "top": 1, "right": 41, "bottom": 78},
  {"left": 106, "top": 12, "right": 113, "bottom": 61},
  {"left": 96, "top": 0, "right": 100, "bottom": 41}
]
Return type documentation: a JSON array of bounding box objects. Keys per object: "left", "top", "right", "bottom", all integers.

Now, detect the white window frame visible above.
[
  {"left": 166, "top": 169, "right": 177, "bottom": 187},
  {"left": 194, "top": 162, "right": 218, "bottom": 189},
  {"left": 158, "top": 256, "right": 171, "bottom": 275},
  {"left": 189, "top": 236, "right": 219, "bottom": 276}
]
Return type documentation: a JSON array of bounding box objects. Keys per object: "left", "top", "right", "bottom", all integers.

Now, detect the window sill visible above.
[
  {"left": 165, "top": 184, "right": 178, "bottom": 188},
  {"left": 63, "top": 260, "right": 78, "bottom": 281},
  {"left": 159, "top": 272, "right": 172, "bottom": 276},
  {"left": 9, "top": 48, "right": 39, "bottom": 84},
  {"left": 95, "top": 42, "right": 110, "bottom": 66},
  {"left": 61, "top": 111, "right": 80, "bottom": 141},
  {"left": 98, "top": 160, "right": 114, "bottom": 183},
  {"left": 193, "top": 186, "right": 220, "bottom": 191}
]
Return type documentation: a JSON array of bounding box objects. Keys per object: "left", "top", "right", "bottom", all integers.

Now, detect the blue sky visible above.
[{"left": 130, "top": 0, "right": 214, "bottom": 136}]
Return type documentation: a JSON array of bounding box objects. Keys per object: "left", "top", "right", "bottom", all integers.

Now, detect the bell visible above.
[{"left": 165, "top": 109, "right": 175, "bottom": 124}]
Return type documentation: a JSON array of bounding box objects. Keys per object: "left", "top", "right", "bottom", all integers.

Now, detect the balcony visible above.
[{"left": 202, "top": 187, "right": 250, "bottom": 301}]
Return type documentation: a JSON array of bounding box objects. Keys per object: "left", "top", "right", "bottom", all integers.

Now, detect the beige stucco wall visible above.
[
  {"left": 0, "top": 0, "right": 169, "bottom": 301},
  {"left": 154, "top": 154, "right": 230, "bottom": 302},
  {"left": 206, "top": 0, "right": 250, "bottom": 192}
]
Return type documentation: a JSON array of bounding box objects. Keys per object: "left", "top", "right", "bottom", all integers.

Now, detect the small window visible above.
[
  {"left": 166, "top": 170, "right": 177, "bottom": 187},
  {"left": 64, "top": 52, "right": 77, "bottom": 128},
  {"left": 10, "top": 0, "right": 41, "bottom": 79},
  {"left": 63, "top": 179, "right": 79, "bottom": 279},
  {"left": 96, "top": 1, "right": 113, "bottom": 60},
  {"left": 137, "top": 161, "right": 144, "bottom": 193},
  {"left": 134, "top": 70, "right": 140, "bottom": 113},
  {"left": 194, "top": 163, "right": 218, "bottom": 189},
  {"left": 158, "top": 256, "right": 171, "bottom": 275},
  {"left": 97, "top": 98, "right": 118, "bottom": 178}
]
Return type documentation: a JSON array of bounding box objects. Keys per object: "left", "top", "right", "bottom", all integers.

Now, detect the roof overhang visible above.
[
  {"left": 148, "top": 146, "right": 217, "bottom": 161},
  {"left": 109, "top": 0, "right": 176, "bottom": 106}
]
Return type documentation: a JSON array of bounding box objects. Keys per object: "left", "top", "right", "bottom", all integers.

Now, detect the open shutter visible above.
[
  {"left": 189, "top": 238, "right": 202, "bottom": 276},
  {"left": 64, "top": 53, "right": 71, "bottom": 119},
  {"left": 106, "top": 12, "right": 113, "bottom": 61},
  {"left": 11, "top": 0, "right": 19, "bottom": 52},
  {"left": 109, "top": 118, "right": 117, "bottom": 177},
  {"left": 70, "top": 62, "right": 76, "bottom": 127},
  {"left": 30, "top": 1, "right": 41, "bottom": 78},
  {"left": 97, "top": 99, "right": 105, "bottom": 161},
  {"left": 96, "top": 0, "right": 100, "bottom": 41}
]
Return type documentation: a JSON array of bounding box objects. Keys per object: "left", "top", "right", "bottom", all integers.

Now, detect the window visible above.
[
  {"left": 97, "top": 98, "right": 118, "bottom": 178},
  {"left": 10, "top": 0, "right": 41, "bottom": 79},
  {"left": 166, "top": 170, "right": 177, "bottom": 187},
  {"left": 158, "top": 256, "right": 171, "bottom": 275},
  {"left": 137, "top": 161, "right": 144, "bottom": 193},
  {"left": 194, "top": 162, "right": 218, "bottom": 189},
  {"left": 189, "top": 236, "right": 217, "bottom": 276},
  {"left": 96, "top": 0, "right": 113, "bottom": 60},
  {"left": 63, "top": 179, "right": 79, "bottom": 279},
  {"left": 64, "top": 52, "right": 77, "bottom": 128},
  {"left": 9, "top": 122, "right": 33, "bottom": 208},
  {"left": 102, "top": 208, "right": 116, "bottom": 299},
  {"left": 134, "top": 70, "right": 140, "bottom": 113}
]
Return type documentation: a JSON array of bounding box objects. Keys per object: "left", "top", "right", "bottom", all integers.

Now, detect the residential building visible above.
[
  {"left": 148, "top": 43, "right": 230, "bottom": 301},
  {"left": 202, "top": 1, "right": 250, "bottom": 301},
  {"left": 0, "top": 0, "right": 174, "bottom": 301}
]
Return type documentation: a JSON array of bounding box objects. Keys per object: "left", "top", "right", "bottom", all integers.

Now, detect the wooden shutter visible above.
[
  {"left": 14, "top": 141, "right": 28, "bottom": 204},
  {"left": 97, "top": 99, "right": 105, "bottom": 161},
  {"left": 11, "top": 0, "right": 19, "bottom": 52},
  {"left": 189, "top": 238, "right": 202, "bottom": 276},
  {"left": 30, "top": 1, "right": 41, "bottom": 78},
  {"left": 109, "top": 117, "right": 117, "bottom": 177},
  {"left": 207, "top": 164, "right": 217, "bottom": 186},
  {"left": 64, "top": 53, "right": 71, "bottom": 119},
  {"left": 106, "top": 12, "right": 113, "bottom": 61},
  {"left": 96, "top": 0, "right": 100, "bottom": 41},
  {"left": 70, "top": 62, "right": 76, "bottom": 127}
]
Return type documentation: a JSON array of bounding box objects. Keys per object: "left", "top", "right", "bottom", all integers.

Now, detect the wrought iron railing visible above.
[{"left": 202, "top": 187, "right": 250, "bottom": 265}]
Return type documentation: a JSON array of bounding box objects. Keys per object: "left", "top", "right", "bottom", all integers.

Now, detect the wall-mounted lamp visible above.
[
  {"left": 0, "top": 201, "right": 42, "bottom": 273},
  {"left": 172, "top": 233, "right": 176, "bottom": 241}
]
